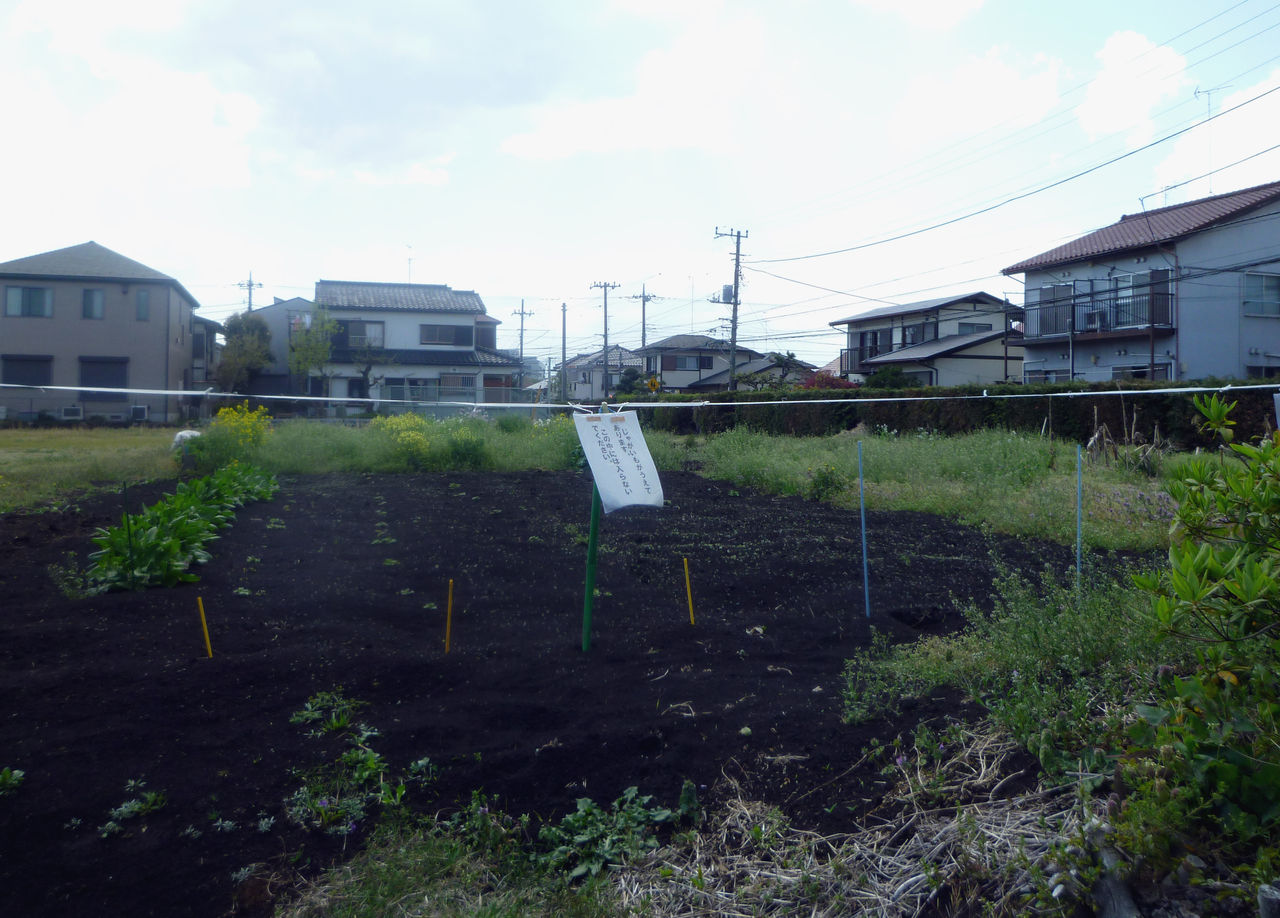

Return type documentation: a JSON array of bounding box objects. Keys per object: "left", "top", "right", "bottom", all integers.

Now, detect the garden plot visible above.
[{"left": 0, "top": 470, "right": 1078, "bottom": 918}]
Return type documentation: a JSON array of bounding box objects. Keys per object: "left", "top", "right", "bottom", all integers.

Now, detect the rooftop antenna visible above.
[{"left": 1194, "top": 84, "right": 1231, "bottom": 193}]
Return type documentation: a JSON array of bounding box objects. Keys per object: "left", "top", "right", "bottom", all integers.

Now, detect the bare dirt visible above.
[{"left": 0, "top": 470, "right": 1079, "bottom": 917}]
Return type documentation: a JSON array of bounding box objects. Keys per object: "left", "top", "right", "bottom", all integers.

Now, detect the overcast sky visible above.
[{"left": 4, "top": 0, "right": 1279, "bottom": 369}]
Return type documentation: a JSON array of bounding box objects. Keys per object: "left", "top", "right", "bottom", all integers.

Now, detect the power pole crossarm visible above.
[
  {"left": 512, "top": 300, "right": 533, "bottom": 390},
  {"left": 591, "top": 281, "right": 620, "bottom": 399},
  {"left": 714, "top": 228, "right": 748, "bottom": 391},
  {"left": 238, "top": 272, "right": 264, "bottom": 312}
]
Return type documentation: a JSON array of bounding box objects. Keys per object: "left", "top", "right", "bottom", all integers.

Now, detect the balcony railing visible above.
[{"left": 1024, "top": 293, "right": 1172, "bottom": 339}]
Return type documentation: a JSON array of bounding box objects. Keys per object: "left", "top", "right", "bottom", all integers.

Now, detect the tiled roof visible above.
[
  {"left": 315, "top": 280, "right": 487, "bottom": 314},
  {"left": 862, "top": 329, "right": 1012, "bottom": 364},
  {"left": 0, "top": 241, "right": 174, "bottom": 281},
  {"left": 0, "top": 241, "right": 199, "bottom": 306},
  {"left": 686, "top": 354, "right": 816, "bottom": 389},
  {"left": 328, "top": 346, "right": 521, "bottom": 368},
  {"left": 1004, "top": 179, "right": 1280, "bottom": 274},
  {"left": 563, "top": 345, "right": 641, "bottom": 369},
  {"left": 830, "top": 292, "right": 1007, "bottom": 327}
]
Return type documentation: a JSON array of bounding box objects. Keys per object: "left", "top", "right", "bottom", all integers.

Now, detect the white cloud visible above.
[
  {"left": 848, "top": 0, "right": 985, "bottom": 30},
  {"left": 1076, "top": 31, "right": 1187, "bottom": 148},
  {"left": 890, "top": 46, "right": 1062, "bottom": 143},
  {"left": 354, "top": 154, "right": 456, "bottom": 187},
  {"left": 500, "top": 8, "right": 764, "bottom": 159},
  {"left": 1153, "top": 70, "right": 1280, "bottom": 201}
]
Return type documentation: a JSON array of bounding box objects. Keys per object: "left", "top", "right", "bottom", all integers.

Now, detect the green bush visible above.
[{"left": 1128, "top": 394, "right": 1280, "bottom": 856}]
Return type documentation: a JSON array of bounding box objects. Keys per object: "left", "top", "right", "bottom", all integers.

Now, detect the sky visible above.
[{"left": 4, "top": 0, "right": 1280, "bottom": 372}]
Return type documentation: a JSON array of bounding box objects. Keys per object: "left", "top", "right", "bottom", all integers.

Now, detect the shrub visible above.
[
  {"left": 188, "top": 402, "right": 273, "bottom": 472},
  {"left": 1127, "top": 394, "right": 1280, "bottom": 858}
]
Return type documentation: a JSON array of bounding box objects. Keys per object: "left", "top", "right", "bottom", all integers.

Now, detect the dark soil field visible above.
[{"left": 0, "top": 470, "right": 1078, "bottom": 917}]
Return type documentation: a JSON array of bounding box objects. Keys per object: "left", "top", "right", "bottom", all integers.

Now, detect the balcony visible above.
[{"left": 1023, "top": 293, "right": 1173, "bottom": 341}]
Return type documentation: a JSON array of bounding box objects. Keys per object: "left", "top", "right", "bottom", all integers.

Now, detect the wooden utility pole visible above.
[
  {"left": 591, "top": 281, "right": 619, "bottom": 399},
  {"left": 560, "top": 302, "right": 568, "bottom": 403},
  {"left": 715, "top": 228, "right": 748, "bottom": 391}
]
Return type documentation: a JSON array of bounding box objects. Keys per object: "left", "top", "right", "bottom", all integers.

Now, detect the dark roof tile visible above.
[
  {"left": 315, "top": 280, "right": 487, "bottom": 314},
  {"left": 1004, "top": 179, "right": 1280, "bottom": 274}
]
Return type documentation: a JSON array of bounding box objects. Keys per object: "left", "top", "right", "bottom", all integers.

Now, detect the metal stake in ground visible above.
[{"left": 582, "top": 485, "right": 603, "bottom": 652}]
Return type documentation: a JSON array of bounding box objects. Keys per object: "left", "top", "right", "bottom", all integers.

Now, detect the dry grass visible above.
[{"left": 614, "top": 722, "right": 1088, "bottom": 917}]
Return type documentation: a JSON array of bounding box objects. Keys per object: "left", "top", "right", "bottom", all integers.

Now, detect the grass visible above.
[
  {"left": 1, "top": 419, "right": 1176, "bottom": 553},
  {"left": 656, "top": 425, "right": 1174, "bottom": 550},
  {"left": 0, "top": 427, "right": 176, "bottom": 512}
]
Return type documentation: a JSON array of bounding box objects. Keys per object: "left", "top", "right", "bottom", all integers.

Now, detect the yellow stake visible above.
[
  {"left": 445, "top": 579, "right": 454, "bottom": 653},
  {"left": 683, "top": 558, "right": 695, "bottom": 626},
  {"left": 197, "top": 596, "right": 213, "bottom": 658}
]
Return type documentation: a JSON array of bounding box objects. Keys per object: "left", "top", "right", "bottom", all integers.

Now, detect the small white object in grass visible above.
[
  {"left": 739, "top": 726, "right": 751, "bottom": 736},
  {"left": 173, "top": 430, "right": 201, "bottom": 449}
]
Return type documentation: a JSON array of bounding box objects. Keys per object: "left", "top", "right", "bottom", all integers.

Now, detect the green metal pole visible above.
[{"left": 581, "top": 484, "right": 603, "bottom": 652}]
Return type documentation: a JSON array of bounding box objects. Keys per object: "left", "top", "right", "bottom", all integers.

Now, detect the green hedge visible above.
[{"left": 635, "top": 381, "right": 1279, "bottom": 447}]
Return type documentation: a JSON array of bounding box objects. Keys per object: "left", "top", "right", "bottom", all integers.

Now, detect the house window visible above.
[
  {"left": 383, "top": 377, "right": 406, "bottom": 400},
  {"left": 1244, "top": 273, "right": 1280, "bottom": 316},
  {"left": 5, "top": 286, "right": 52, "bottom": 317},
  {"left": 440, "top": 374, "right": 475, "bottom": 391},
  {"left": 420, "top": 324, "right": 473, "bottom": 346},
  {"left": 82, "top": 289, "right": 104, "bottom": 319},
  {"left": 79, "top": 356, "right": 128, "bottom": 400},
  {"left": 901, "top": 320, "right": 937, "bottom": 346},
  {"left": 348, "top": 320, "right": 385, "bottom": 348},
  {"left": 347, "top": 377, "right": 368, "bottom": 400},
  {"left": 136, "top": 289, "right": 150, "bottom": 321},
  {"left": 1, "top": 355, "right": 52, "bottom": 386},
  {"left": 958, "top": 322, "right": 992, "bottom": 335},
  {"left": 858, "top": 329, "right": 887, "bottom": 360},
  {"left": 672, "top": 355, "right": 712, "bottom": 370}
]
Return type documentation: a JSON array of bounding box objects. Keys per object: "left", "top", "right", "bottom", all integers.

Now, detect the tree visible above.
[
  {"left": 215, "top": 312, "right": 272, "bottom": 393},
  {"left": 613, "top": 366, "right": 644, "bottom": 395},
  {"left": 863, "top": 365, "right": 913, "bottom": 389},
  {"left": 287, "top": 308, "right": 338, "bottom": 396},
  {"left": 766, "top": 351, "right": 809, "bottom": 385}
]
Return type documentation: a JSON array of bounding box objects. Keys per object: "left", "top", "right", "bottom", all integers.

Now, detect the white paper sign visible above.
[{"left": 573, "top": 411, "right": 665, "bottom": 513}]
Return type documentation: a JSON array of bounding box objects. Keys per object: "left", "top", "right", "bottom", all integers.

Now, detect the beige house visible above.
[
  {"left": 0, "top": 242, "right": 214, "bottom": 423},
  {"left": 830, "top": 292, "right": 1023, "bottom": 386}
]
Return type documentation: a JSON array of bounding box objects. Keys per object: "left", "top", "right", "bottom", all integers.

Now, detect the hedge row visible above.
[{"left": 634, "top": 381, "right": 1280, "bottom": 447}]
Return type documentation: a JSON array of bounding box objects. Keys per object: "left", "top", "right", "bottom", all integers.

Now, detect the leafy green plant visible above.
[
  {"left": 538, "top": 782, "right": 698, "bottom": 879},
  {"left": 1127, "top": 393, "right": 1280, "bottom": 854},
  {"left": 0, "top": 766, "right": 25, "bottom": 796},
  {"left": 83, "top": 464, "right": 278, "bottom": 592}
]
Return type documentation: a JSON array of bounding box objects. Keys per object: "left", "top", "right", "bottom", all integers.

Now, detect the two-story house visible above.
[
  {"left": 830, "top": 292, "right": 1022, "bottom": 386},
  {"left": 557, "top": 345, "right": 643, "bottom": 401},
  {"left": 251, "top": 280, "right": 522, "bottom": 408},
  {"left": 0, "top": 241, "right": 217, "bottom": 423},
  {"left": 1003, "top": 179, "right": 1280, "bottom": 383},
  {"left": 637, "top": 334, "right": 763, "bottom": 392}
]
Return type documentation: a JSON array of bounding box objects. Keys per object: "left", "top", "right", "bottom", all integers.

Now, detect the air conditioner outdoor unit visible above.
[
  {"left": 1084, "top": 310, "right": 1108, "bottom": 331},
  {"left": 131, "top": 405, "right": 150, "bottom": 422},
  {"left": 61, "top": 406, "right": 83, "bottom": 421}
]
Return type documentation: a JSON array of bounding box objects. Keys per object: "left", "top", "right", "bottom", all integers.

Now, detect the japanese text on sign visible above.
[{"left": 572, "top": 411, "right": 665, "bottom": 513}]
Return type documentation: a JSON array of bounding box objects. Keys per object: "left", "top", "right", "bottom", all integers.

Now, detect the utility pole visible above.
[
  {"left": 627, "top": 284, "right": 661, "bottom": 350},
  {"left": 238, "top": 272, "right": 264, "bottom": 312},
  {"left": 560, "top": 302, "right": 568, "bottom": 403},
  {"left": 591, "top": 281, "right": 619, "bottom": 399},
  {"left": 512, "top": 299, "right": 533, "bottom": 389},
  {"left": 715, "top": 228, "right": 748, "bottom": 391}
]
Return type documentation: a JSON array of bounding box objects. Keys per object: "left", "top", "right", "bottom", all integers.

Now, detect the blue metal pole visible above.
[{"left": 859, "top": 440, "right": 871, "bottom": 619}]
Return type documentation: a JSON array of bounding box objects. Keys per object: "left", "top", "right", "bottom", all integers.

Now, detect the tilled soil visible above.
[{"left": 0, "top": 470, "right": 1078, "bottom": 917}]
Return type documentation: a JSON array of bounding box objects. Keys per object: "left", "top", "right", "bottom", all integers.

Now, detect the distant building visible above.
[
  {"left": 1004, "top": 179, "right": 1280, "bottom": 382},
  {"left": 829, "top": 292, "right": 1022, "bottom": 386},
  {"left": 251, "top": 281, "right": 523, "bottom": 408},
  {"left": 636, "top": 334, "right": 763, "bottom": 392},
  {"left": 0, "top": 241, "right": 217, "bottom": 422}
]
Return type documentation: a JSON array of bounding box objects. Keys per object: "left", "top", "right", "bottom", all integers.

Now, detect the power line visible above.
[{"left": 749, "top": 84, "right": 1280, "bottom": 266}]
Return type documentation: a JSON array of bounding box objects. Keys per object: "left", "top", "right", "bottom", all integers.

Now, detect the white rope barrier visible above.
[{"left": 3, "top": 380, "right": 1279, "bottom": 415}]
